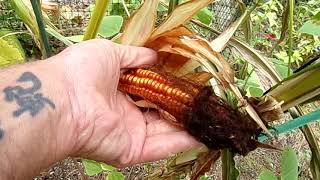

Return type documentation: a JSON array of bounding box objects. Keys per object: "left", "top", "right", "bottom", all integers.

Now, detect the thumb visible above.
[{"left": 116, "top": 43, "right": 158, "bottom": 68}]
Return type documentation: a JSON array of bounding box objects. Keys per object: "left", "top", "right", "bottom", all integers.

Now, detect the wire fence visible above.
[
  {"left": 0, "top": 0, "right": 250, "bottom": 56},
  {"left": 1, "top": 0, "right": 246, "bottom": 34}
]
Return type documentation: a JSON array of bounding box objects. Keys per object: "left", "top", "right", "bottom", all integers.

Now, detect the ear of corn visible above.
[{"left": 119, "top": 67, "right": 263, "bottom": 155}]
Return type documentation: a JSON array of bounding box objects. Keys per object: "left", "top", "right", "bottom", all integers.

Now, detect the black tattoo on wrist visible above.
[
  {"left": 0, "top": 122, "right": 3, "bottom": 140},
  {"left": 3, "top": 72, "right": 55, "bottom": 117}
]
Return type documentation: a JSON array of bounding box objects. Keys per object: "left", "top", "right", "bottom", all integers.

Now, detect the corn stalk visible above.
[{"left": 83, "top": 0, "right": 110, "bottom": 40}]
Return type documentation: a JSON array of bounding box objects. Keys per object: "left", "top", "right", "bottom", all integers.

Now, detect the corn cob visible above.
[{"left": 118, "top": 67, "right": 263, "bottom": 155}]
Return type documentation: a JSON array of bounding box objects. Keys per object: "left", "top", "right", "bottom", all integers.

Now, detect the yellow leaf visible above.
[
  {"left": 150, "top": 0, "right": 214, "bottom": 40},
  {"left": 120, "top": 0, "right": 159, "bottom": 46}
]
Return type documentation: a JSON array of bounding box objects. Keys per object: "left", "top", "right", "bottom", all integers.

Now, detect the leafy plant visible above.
[
  {"left": 298, "top": 11, "right": 320, "bottom": 36},
  {"left": 82, "top": 159, "right": 125, "bottom": 180},
  {"left": 0, "top": 29, "right": 25, "bottom": 67},
  {"left": 258, "top": 147, "right": 299, "bottom": 180}
]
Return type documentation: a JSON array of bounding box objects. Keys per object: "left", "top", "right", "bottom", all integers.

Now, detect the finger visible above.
[
  {"left": 115, "top": 43, "right": 158, "bottom": 68},
  {"left": 137, "top": 131, "right": 201, "bottom": 164}
]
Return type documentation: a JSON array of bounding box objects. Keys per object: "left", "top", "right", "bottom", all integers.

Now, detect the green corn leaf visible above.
[
  {"left": 66, "top": 35, "right": 84, "bottom": 43},
  {"left": 222, "top": 149, "right": 239, "bottom": 180},
  {"left": 46, "top": 27, "right": 74, "bottom": 46},
  {"left": 266, "top": 63, "right": 320, "bottom": 110},
  {"left": 83, "top": 0, "right": 110, "bottom": 40}
]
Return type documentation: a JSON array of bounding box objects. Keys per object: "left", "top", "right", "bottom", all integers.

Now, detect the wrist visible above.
[{"left": 0, "top": 59, "right": 75, "bottom": 179}]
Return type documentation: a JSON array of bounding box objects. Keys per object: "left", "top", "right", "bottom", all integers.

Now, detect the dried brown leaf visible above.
[
  {"left": 248, "top": 96, "right": 284, "bottom": 122},
  {"left": 211, "top": 9, "right": 248, "bottom": 52},
  {"left": 190, "top": 150, "right": 221, "bottom": 180},
  {"left": 182, "top": 71, "right": 214, "bottom": 85},
  {"left": 120, "top": 0, "right": 159, "bottom": 46}
]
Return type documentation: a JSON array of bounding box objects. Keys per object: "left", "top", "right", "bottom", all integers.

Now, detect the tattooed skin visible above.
[
  {"left": 0, "top": 121, "right": 3, "bottom": 140},
  {"left": 3, "top": 72, "right": 55, "bottom": 117}
]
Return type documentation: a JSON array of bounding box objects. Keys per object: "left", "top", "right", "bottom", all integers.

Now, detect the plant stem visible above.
[
  {"left": 168, "top": 0, "right": 179, "bottom": 15},
  {"left": 83, "top": 0, "right": 110, "bottom": 41},
  {"left": 221, "top": 149, "right": 239, "bottom": 180},
  {"left": 242, "top": 67, "right": 254, "bottom": 90},
  {"left": 30, "top": 0, "right": 51, "bottom": 58},
  {"left": 287, "top": 0, "right": 294, "bottom": 76}
]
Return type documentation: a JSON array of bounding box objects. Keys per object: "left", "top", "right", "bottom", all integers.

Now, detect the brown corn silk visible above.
[{"left": 119, "top": 67, "right": 262, "bottom": 155}]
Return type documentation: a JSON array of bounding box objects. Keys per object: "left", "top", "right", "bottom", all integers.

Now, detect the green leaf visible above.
[
  {"left": 46, "top": 27, "right": 73, "bottom": 46},
  {"left": 298, "top": 20, "right": 320, "bottom": 36},
  {"left": 272, "top": 59, "right": 290, "bottom": 79},
  {"left": 193, "top": 7, "right": 213, "bottom": 25},
  {"left": 249, "top": 87, "right": 264, "bottom": 97},
  {"left": 281, "top": 147, "right": 298, "bottom": 180},
  {"left": 101, "top": 163, "right": 117, "bottom": 172},
  {"left": 106, "top": 171, "right": 125, "bottom": 180},
  {"left": 98, "top": 16, "right": 123, "bottom": 38},
  {"left": 0, "top": 30, "right": 25, "bottom": 67},
  {"left": 82, "top": 159, "right": 104, "bottom": 176},
  {"left": 258, "top": 170, "right": 278, "bottom": 180},
  {"left": 266, "top": 12, "right": 277, "bottom": 27},
  {"left": 222, "top": 150, "right": 239, "bottom": 180},
  {"left": 298, "top": 11, "right": 320, "bottom": 36},
  {"left": 266, "top": 63, "right": 320, "bottom": 110},
  {"left": 199, "top": 175, "right": 209, "bottom": 180},
  {"left": 67, "top": 35, "right": 84, "bottom": 43}
]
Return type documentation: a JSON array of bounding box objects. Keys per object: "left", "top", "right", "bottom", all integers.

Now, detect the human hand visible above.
[{"left": 54, "top": 39, "right": 199, "bottom": 167}]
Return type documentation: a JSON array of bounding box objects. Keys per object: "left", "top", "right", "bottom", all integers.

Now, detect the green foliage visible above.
[
  {"left": 258, "top": 170, "right": 277, "bottom": 180},
  {"left": 106, "top": 171, "right": 125, "bottom": 180},
  {"left": 82, "top": 159, "right": 124, "bottom": 180},
  {"left": 82, "top": 159, "right": 104, "bottom": 176},
  {"left": 221, "top": 150, "right": 239, "bottom": 180},
  {"left": 272, "top": 59, "right": 293, "bottom": 79},
  {"left": 236, "top": 63, "right": 264, "bottom": 97},
  {"left": 83, "top": 0, "right": 111, "bottom": 40},
  {"left": 251, "top": 0, "right": 320, "bottom": 67},
  {"left": 67, "top": 35, "right": 84, "bottom": 43},
  {"left": 281, "top": 147, "right": 299, "bottom": 180},
  {"left": 199, "top": 175, "right": 209, "bottom": 180},
  {"left": 0, "top": 29, "right": 25, "bottom": 67},
  {"left": 98, "top": 15, "right": 123, "bottom": 38},
  {"left": 298, "top": 11, "right": 320, "bottom": 36},
  {"left": 258, "top": 147, "right": 299, "bottom": 180},
  {"left": 193, "top": 7, "right": 214, "bottom": 25},
  {"left": 108, "top": 0, "right": 140, "bottom": 16}
]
